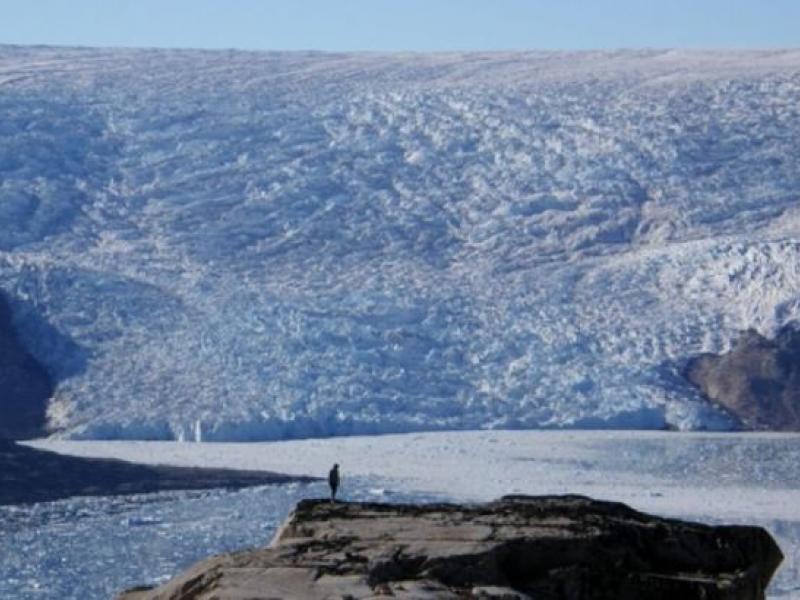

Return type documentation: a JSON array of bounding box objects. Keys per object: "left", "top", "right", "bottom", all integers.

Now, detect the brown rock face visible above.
[
  {"left": 686, "top": 326, "right": 800, "bottom": 430},
  {"left": 0, "top": 291, "right": 53, "bottom": 440},
  {"left": 119, "top": 495, "right": 783, "bottom": 600}
]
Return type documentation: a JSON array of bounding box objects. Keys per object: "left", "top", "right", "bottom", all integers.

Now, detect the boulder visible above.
[
  {"left": 686, "top": 325, "right": 800, "bottom": 430},
  {"left": 119, "top": 495, "right": 783, "bottom": 600}
]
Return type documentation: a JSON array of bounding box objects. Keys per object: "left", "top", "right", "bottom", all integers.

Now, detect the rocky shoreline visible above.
[{"left": 0, "top": 440, "right": 317, "bottom": 506}]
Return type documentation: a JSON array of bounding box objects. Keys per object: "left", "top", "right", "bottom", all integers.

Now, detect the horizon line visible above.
[{"left": 3, "top": 42, "right": 800, "bottom": 54}]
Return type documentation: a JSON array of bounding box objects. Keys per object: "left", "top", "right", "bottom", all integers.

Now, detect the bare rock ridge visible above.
[
  {"left": 0, "top": 440, "right": 317, "bottom": 506},
  {"left": 0, "top": 290, "right": 53, "bottom": 440},
  {"left": 686, "top": 324, "right": 800, "bottom": 430},
  {"left": 119, "top": 495, "right": 783, "bottom": 600}
]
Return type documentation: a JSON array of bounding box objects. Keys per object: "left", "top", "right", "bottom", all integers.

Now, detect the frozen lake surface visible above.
[{"left": 2, "top": 430, "right": 799, "bottom": 598}]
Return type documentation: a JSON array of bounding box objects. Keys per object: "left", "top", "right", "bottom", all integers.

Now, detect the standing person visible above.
[{"left": 328, "top": 463, "right": 340, "bottom": 503}]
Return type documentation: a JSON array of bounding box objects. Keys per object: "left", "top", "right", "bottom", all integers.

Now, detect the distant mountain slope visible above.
[
  {"left": 0, "top": 291, "right": 51, "bottom": 439},
  {"left": 1, "top": 46, "right": 799, "bottom": 439}
]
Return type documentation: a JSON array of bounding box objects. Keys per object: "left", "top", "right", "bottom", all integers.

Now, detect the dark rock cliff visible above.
[
  {"left": 686, "top": 325, "right": 800, "bottom": 430},
  {"left": 0, "top": 291, "right": 53, "bottom": 439},
  {"left": 119, "top": 495, "right": 783, "bottom": 600}
]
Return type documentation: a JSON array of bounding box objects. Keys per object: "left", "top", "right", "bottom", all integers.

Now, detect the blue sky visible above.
[{"left": 1, "top": 0, "right": 798, "bottom": 51}]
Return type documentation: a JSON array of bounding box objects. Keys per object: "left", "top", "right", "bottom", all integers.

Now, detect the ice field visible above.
[
  {"left": 0, "top": 431, "right": 796, "bottom": 599},
  {"left": 2, "top": 46, "right": 800, "bottom": 438}
]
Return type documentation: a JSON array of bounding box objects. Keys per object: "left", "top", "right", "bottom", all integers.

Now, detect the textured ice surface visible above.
[
  {"left": 9, "top": 431, "right": 800, "bottom": 599},
  {"left": 2, "top": 46, "right": 800, "bottom": 438}
]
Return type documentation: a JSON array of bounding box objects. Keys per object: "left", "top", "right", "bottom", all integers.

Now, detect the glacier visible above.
[{"left": 1, "top": 45, "right": 800, "bottom": 439}]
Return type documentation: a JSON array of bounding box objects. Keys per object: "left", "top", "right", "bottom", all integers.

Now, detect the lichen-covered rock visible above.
[
  {"left": 686, "top": 325, "right": 800, "bottom": 430},
  {"left": 119, "top": 495, "right": 783, "bottom": 600}
]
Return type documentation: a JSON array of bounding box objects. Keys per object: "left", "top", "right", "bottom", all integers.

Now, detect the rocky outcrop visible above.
[
  {"left": 119, "top": 495, "right": 783, "bottom": 600},
  {"left": 0, "top": 291, "right": 53, "bottom": 439},
  {"left": 686, "top": 325, "right": 800, "bottom": 430},
  {"left": 0, "top": 440, "right": 317, "bottom": 505}
]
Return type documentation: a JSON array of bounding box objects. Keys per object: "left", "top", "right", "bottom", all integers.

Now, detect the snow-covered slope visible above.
[{"left": 1, "top": 46, "right": 800, "bottom": 439}]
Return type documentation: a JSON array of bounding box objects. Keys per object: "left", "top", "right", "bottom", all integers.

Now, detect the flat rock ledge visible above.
[{"left": 119, "top": 495, "right": 782, "bottom": 600}]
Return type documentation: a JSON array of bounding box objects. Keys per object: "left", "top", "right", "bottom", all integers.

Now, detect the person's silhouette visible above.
[{"left": 328, "top": 463, "right": 340, "bottom": 502}]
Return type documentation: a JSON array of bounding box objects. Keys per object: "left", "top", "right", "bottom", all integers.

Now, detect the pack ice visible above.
[{"left": 1, "top": 46, "right": 799, "bottom": 440}]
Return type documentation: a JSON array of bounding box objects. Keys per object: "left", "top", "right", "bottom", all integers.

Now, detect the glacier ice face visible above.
[{"left": 1, "top": 46, "right": 800, "bottom": 439}]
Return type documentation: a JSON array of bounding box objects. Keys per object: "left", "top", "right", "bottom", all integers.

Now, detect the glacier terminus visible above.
[{"left": 1, "top": 46, "right": 800, "bottom": 440}]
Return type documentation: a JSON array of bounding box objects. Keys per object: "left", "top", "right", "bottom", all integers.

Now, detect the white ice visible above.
[{"left": 2, "top": 47, "right": 800, "bottom": 438}]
